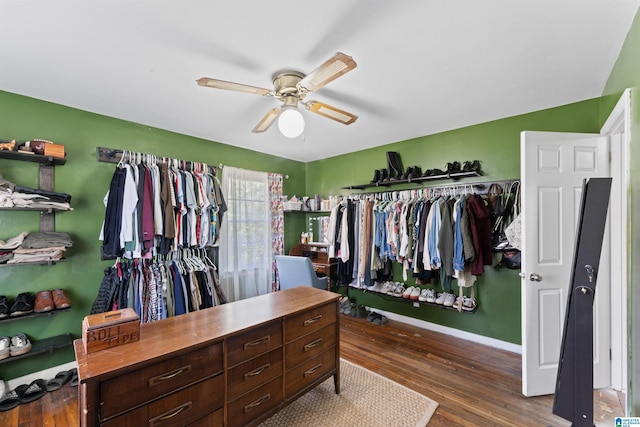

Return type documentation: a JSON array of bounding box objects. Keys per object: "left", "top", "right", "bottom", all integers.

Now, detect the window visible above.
[{"left": 218, "top": 166, "right": 271, "bottom": 301}]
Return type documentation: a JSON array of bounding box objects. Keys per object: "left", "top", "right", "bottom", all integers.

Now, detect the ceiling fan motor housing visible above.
[{"left": 273, "top": 71, "right": 306, "bottom": 101}]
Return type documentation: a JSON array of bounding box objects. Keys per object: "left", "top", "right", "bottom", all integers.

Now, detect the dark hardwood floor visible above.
[{"left": 1, "top": 313, "right": 624, "bottom": 426}]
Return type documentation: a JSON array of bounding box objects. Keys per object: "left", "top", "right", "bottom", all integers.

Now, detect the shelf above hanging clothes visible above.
[{"left": 342, "top": 171, "right": 482, "bottom": 190}]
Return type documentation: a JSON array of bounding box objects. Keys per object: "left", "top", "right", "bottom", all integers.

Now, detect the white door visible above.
[{"left": 521, "top": 131, "right": 610, "bottom": 397}]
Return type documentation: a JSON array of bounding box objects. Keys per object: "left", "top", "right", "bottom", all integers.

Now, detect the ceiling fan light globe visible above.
[{"left": 278, "top": 108, "right": 305, "bottom": 138}]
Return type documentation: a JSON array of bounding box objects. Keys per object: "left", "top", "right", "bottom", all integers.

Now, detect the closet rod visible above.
[
  {"left": 96, "top": 147, "right": 217, "bottom": 175},
  {"left": 217, "top": 163, "right": 289, "bottom": 180},
  {"left": 343, "top": 178, "right": 518, "bottom": 198}
]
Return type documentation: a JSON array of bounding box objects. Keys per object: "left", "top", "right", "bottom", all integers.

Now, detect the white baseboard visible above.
[
  {"left": 5, "top": 361, "right": 77, "bottom": 391},
  {"left": 373, "top": 309, "right": 522, "bottom": 354}
]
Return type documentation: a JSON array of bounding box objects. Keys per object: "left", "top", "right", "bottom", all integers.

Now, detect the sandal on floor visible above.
[
  {"left": 46, "top": 369, "right": 73, "bottom": 392},
  {"left": 0, "top": 387, "right": 21, "bottom": 412},
  {"left": 69, "top": 368, "right": 78, "bottom": 387},
  {"left": 17, "top": 379, "right": 47, "bottom": 404},
  {"left": 372, "top": 313, "right": 387, "bottom": 326}
]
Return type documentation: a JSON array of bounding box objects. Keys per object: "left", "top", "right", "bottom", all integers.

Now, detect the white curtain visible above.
[{"left": 219, "top": 166, "right": 272, "bottom": 302}]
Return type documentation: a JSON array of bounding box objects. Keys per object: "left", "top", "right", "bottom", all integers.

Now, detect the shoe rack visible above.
[{"left": 0, "top": 149, "right": 72, "bottom": 365}]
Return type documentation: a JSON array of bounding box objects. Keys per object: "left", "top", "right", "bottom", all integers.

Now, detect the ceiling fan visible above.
[{"left": 197, "top": 52, "right": 358, "bottom": 138}]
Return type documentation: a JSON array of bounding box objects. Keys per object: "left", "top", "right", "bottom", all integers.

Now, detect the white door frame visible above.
[{"left": 600, "top": 88, "right": 631, "bottom": 395}]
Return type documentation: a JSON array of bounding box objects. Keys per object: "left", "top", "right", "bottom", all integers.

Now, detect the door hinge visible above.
[{"left": 610, "top": 348, "right": 612, "bottom": 360}]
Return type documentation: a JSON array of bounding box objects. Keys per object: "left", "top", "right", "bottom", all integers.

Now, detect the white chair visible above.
[{"left": 275, "top": 255, "right": 327, "bottom": 291}]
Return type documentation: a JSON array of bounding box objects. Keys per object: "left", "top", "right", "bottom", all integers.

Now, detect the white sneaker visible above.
[
  {"left": 435, "top": 292, "right": 446, "bottom": 304},
  {"left": 393, "top": 284, "right": 405, "bottom": 298},
  {"left": 410, "top": 287, "right": 421, "bottom": 300},
  {"left": 462, "top": 297, "right": 477, "bottom": 311},
  {"left": 418, "top": 289, "right": 429, "bottom": 302},
  {"left": 381, "top": 282, "right": 394, "bottom": 295},
  {"left": 426, "top": 289, "right": 436, "bottom": 303},
  {"left": 402, "top": 286, "right": 415, "bottom": 299},
  {"left": 443, "top": 293, "right": 456, "bottom": 307},
  {"left": 0, "top": 336, "right": 9, "bottom": 360}
]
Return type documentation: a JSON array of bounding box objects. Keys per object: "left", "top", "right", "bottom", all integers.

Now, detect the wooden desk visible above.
[
  {"left": 289, "top": 242, "right": 338, "bottom": 290},
  {"left": 74, "top": 287, "right": 341, "bottom": 427}
]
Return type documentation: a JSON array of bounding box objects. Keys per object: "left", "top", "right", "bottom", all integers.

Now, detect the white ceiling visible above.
[{"left": 1, "top": 1, "right": 638, "bottom": 162}]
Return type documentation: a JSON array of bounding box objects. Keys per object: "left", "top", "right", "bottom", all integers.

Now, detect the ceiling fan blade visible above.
[
  {"left": 297, "top": 52, "right": 357, "bottom": 93},
  {"left": 305, "top": 100, "right": 357, "bottom": 125},
  {"left": 252, "top": 108, "right": 282, "bottom": 133},
  {"left": 197, "top": 77, "right": 272, "bottom": 96}
]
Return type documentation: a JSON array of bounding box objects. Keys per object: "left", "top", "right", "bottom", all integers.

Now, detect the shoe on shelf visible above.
[
  {"left": 435, "top": 292, "right": 446, "bottom": 305},
  {"left": 0, "top": 337, "right": 10, "bottom": 360},
  {"left": 463, "top": 160, "right": 480, "bottom": 172},
  {"left": 418, "top": 289, "right": 429, "bottom": 302},
  {"left": 443, "top": 293, "right": 456, "bottom": 307},
  {"left": 393, "top": 284, "right": 406, "bottom": 298},
  {"left": 10, "top": 292, "right": 34, "bottom": 317},
  {"left": 402, "top": 286, "right": 415, "bottom": 299},
  {"left": 370, "top": 169, "right": 381, "bottom": 184},
  {"left": 34, "top": 290, "right": 55, "bottom": 313},
  {"left": 410, "top": 286, "right": 421, "bottom": 300},
  {"left": 426, "top": 289, "right": 437, "bottom": 303},
  {"left": 0, "top": 296, "right": 9, "bottom": 319},
  {"left": 462, "top": 297, "right": 477, "bottom": 311},
  {"left": 52, "top": 289, "right": 71, "bottom": 309},
  {"left": 10, "top": 333, "right": 32, "bottom": 357}
]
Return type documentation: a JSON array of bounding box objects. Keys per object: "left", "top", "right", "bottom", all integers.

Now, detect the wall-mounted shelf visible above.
[
  {"left": 284, "top": 209, "right": 332, "bottom": 214},
  {"left": 0, "top": 307, "right": 71, "bottom": 323},
  {"left": 0, "top": 258, "right": 66, "bottom": 268},
  {"left": 0, "top": 150, "right": 66, "bottom": 166},
  {"left": 348, "top": 287, "right": 478, "bottom": 314},
  {"left": 0, "top": 333, "right": 73, "bottom": 364},
  {"left": 343, "top": 171, "right": 481, "bottom": 190}
]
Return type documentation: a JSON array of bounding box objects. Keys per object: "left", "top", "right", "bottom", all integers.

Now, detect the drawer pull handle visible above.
[
  {"left": 304, "top": 315, "right": 323, "bottom": 325},
  {"left": 304, "top": 338, "right": 323, "bottom": 352},
  {"left": 150, "top": 401, "right": 192, "bottom": 426},
  {"left": 244, "top": 363, "right": 271, "bottom": 380},
  {"left": 148, "top": 365, "right": 191, "bottom": 387},
  {"left": 244, "top": 393, "right": 270, "bottom": 413},
  {"left": 304, "top": 363, "right": 323, "bottom": 377},
  {"left": 244, "top": 335, "right": 270, "bottom": 350}
]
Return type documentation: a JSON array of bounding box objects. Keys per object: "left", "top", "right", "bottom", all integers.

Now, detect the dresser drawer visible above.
[
  {"left": 228, "top": 347, "right": 283, "bottom": 401},
  {"left": 285, "top": 348, "right": 336, "bottom": 399},
  {"left": 227, "top": 376, "right": 283, "bottom": 427},
  {"left": 284, "top": 302, "right": 337, "bottom": 342},
  {"left": 100, "top": 343, "right": 223, "bottom": 420},
  {"left": 285, "top": 323, "right": 336, "bottom": 370},
  {"left": 227, "top": 321, "right": 282, "bottom": 367},
  {"left": 101, "top": 374, "right": 224, "bottom": 427},
  {"left": 187, "top": 408, "right": 223, "bottom": 426}
]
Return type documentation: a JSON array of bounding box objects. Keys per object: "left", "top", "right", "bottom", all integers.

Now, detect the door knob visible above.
[{"left": 529, "top": 273, "right": 543, "bottom": 282}]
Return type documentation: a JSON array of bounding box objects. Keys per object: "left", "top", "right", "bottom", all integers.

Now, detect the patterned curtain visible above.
[{"left": 268, "top": 173, "right": 284, "bottom": 291}]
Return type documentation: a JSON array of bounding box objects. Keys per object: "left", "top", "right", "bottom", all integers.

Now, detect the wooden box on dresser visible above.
[{"left": 74, "top": 286, "right": 341, "bottom": 427}]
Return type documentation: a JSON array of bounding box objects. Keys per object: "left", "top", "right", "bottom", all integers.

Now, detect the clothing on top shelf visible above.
[{"left": 0, "top": 173, "right": 72, "bottom": 210}]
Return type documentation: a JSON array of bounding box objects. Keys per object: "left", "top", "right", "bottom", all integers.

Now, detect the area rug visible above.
[{"left": 258, "top": 359, "right": 438, "bottom": 427}]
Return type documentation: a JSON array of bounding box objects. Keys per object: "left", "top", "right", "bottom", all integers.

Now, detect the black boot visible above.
[
  {"left": 379, "top": 168, "right": 390, "bottom": 183},
  {"left": 386, "top": 152, "right": 404, "bottom": 179},
  {"left": 370, "top": 169, "right": 381, "bottom": 184},
  {"left": 408, "top": 166, "right": 422, "bottom": 181}
]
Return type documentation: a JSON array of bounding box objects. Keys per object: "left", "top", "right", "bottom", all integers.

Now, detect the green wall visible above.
[
  {"left": 600, "top": 6, "right": 640, "bottom": 416},
  {"left": 306, "top": 98, "right": 602, "bottom": 345},
  {"left": 0, "top": 90, "right": 305, "bottom": 380}
]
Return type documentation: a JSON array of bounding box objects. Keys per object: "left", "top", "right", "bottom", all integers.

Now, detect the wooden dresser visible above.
[{"left": 74, "top": 287, "right": 341, "bottom": 427}]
